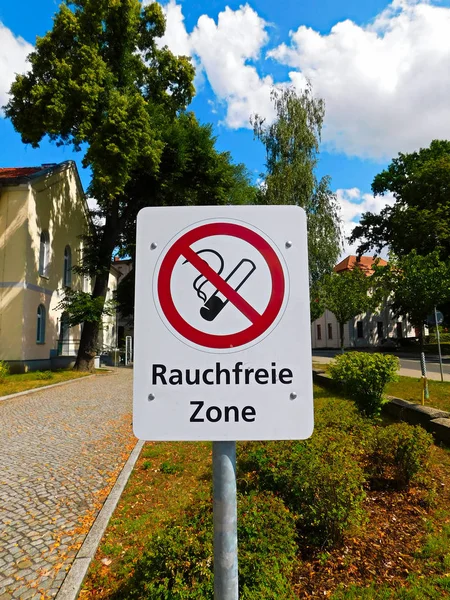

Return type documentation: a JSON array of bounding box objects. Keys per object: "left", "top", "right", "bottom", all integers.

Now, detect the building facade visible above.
[
  {"left": 0, "top": 161, "right": 117, "bottom": 371},
  {"left": 311, "top": 256, "right": 415, "bottom": 350}
]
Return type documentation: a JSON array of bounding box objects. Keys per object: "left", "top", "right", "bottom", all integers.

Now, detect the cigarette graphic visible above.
[{"left": 200, "top": 259, "right": 256, "bottom": 322}]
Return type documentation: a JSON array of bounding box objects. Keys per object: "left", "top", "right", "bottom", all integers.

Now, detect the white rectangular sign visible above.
[{"left": 133, "top": 206, "right": 314, "bottom": 441}]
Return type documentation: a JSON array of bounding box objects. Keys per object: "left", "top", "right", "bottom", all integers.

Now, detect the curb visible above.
[
  {"left": 55, "top": 438, "right": 145, "bottom": 600},
  {"left": 0, "top": 374, "right": 100, "bottom": 402}
]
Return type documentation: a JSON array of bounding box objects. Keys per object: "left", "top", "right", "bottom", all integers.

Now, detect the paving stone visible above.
[{"left": 0, "top": 370, "right": 134, "bottom": 599}]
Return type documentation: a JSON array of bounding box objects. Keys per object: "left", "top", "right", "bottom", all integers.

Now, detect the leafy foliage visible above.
[
  {"left": 367, "top": 423, "right": 433, "bottom": 490},
  {"left": 116, "top": 112, "right": 257, "bottom": 320},
  {"left": 4, "top": 0, "right": 195, "bottom": 369},
  {"left": 121, "top": 492, "right": 296, "bottom": 599},
  {"left": 0, "top": 360, "right": 10, "bottom": 382},
  {"left": 318, "top": 265, "right": 381, "bottom": 349},
  {"left": 350, "top": 140, "right": 450, "bottom": 260},
  {"left": 373, "top": 251, "right": 450, "bottom": 344},
  {"left": 34, "top": 370, "right": 54, "bottom": 381},
  {"left": 238, "top": 433, "right": 367, "bottom": 547},
  {"left": 328, "top": 352, "right": 399, "bottom": 417},
  {"left": 252, "top": 86, "right": 342, "bottom": 313},
  {"left": 56, "top": 289, "right": 116, "bottom": 327}
]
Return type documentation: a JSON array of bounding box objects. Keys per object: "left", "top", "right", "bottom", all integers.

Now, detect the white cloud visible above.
[
  {"left": 336, "top": 188, "right": 396, "bottom": 257},
  {"left": 269, "top": 0, "right": 450, "bottom": 158},
  {"left": 0, "top": 22, "right": 32, "bottom": 109},
  {"left": 159, "top": 0, "right": 450, "bottom": 159},
  {"left": 159, "top": 2, "right": 275, "bottom": 128}
]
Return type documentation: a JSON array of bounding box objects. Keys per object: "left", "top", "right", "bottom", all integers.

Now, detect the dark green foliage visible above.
[
  {"left": 372, "top": 251, "right": 450, "bottom": 346},
  {"left": 34, "top": 371, "right": 54, "bottom": 381},
  {"left": 367, "top": 423, "right": 433, "bottom": 490},
  {"left": 56, "top": 289, "right": 116, "bottom": 327},
  {"left": 4, "top": 0, "right": 195, "bottom": 370},
  {"left": 120, "top": 492, "right": 296, "bottom": 599},
  {"left": 159, "top": 461, "right": 183, "bottom": 475},
  {"left": 328, "top": 352, "right": 399, "bottom": 417},
  {"left": 238, "top": 433, "right": 367, "bottom": 547},
  {"left": 116, "top": 112, "right": 257, "bottom": 321},
  {"left": 0, "top": 360, "right": 10, "bottom": 382},
  {"left": 350, "top": 140, "right": 450, "bottom": 260}
]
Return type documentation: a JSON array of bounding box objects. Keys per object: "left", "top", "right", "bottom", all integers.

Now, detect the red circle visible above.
[{"left": 157, "top": 222, "right": 285, "bottom": 349}]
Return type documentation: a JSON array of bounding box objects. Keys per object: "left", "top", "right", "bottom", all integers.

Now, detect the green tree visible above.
[
  {"left": 252, "top": 86, "right": 342, "bottom": 313},
  {"left": 5, "top": 0, "right": 195, "bottom": 370},
  {"left": 319, "top": 266, "right": 380, "bottom": 351},
  {"left": 350, "top": 140, "right": 450, "bottom": 260},
  {"left": 373, "top": 251, "right": 450, "bottom": 350},
  {"left": 116, "top": 111, "right": 257, "bottom": 320}
]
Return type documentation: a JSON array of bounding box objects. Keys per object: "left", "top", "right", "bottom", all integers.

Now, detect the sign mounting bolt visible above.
[
  {"left": 285, "top": 241, "right": 293, "bottom": 249},
  {"left": 150, "top": 242, "right": 158, "bottom": 250},
  {"left": 290, "top": 392, "right": 297, "bottom": 400},
  {"left": 148, "top": 393, "right": 156, "bottom": 401}
]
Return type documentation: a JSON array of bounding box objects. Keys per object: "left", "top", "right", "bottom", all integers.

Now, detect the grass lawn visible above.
[
  {"left": 80, "top": 384, "right": 450, "bottom": 599},
  {"left": 0, "top": 369, "right": 106, "bottom": 397},
  {"left": 387, "top": 376, "right": 450, "bottom": 412}
]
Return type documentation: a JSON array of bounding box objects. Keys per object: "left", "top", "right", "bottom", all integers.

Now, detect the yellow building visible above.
[{"left": 0, "top": 161, "right": 117, "bottom": 372}]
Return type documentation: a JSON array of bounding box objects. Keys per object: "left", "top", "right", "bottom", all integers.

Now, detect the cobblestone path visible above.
[{"left": 0, "top": 369, "right": 135, "bottom": 599}]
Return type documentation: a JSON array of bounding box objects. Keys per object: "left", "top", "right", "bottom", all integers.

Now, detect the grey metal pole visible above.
[
  {"left": 213, "top": 441, "right": 238, "bottom": 600},
  {"left": 434, "top": 306, "right": 444, "bottom": 382}
]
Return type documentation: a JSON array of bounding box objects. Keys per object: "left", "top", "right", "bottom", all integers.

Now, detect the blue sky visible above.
[{"left": 1, "top": 0, "right": 450, "bottom": 253}]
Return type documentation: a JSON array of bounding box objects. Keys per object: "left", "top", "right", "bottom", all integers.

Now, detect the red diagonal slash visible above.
[{"left": 182, "top": 245, "right": 261, "bottom": 324}]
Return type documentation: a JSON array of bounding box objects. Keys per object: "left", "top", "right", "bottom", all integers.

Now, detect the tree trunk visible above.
[
  {"left": 74, "top": 200, "right": 120, "bottom": 371},
  {"left": 74, "top": 320, "right": 101, "bottom": 372},
  {"left": 339, "top": 322, "right": 345, "bottom": 353}
]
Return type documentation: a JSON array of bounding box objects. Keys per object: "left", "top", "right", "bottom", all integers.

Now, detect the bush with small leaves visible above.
[
  {"left": 367, "top": 422, "right": 434, "bottom": 490},
  {"left": 0, "top": 360, "right": 10, "bottom": 383},
  {"left": 123, "top": 492, "right": 297, "bottom": 599},
  {"left": 328, "top": 352, "right": 399, "bottom": 417},
  {"left": 238, "top": 432, "right": 367, "bottom": 547}
]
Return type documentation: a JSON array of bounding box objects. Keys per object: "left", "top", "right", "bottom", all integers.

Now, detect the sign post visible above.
[
  {"left": 133, "top": 206, "right": 314, "bottom": 597},
  {"left": 434, "top": 307, "right": 444, "bottom": 383}
]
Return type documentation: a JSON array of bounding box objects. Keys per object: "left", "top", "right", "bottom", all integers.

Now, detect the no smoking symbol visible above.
[{"left": 157, "top": 222, "right": 286, "bottom": 350}]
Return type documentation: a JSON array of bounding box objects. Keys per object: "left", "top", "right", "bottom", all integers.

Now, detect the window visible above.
[
  {"left": 36, "top": 304, "right": 46, "bottom": 343},
  {"left": 396, "top": 322, "right": 403, "bottom": 338},
  {"left": 63, "top": 245, "right": 72, "bottom": 287},
  {"left": 328, "top": 323, "right": 333, "bottom": 340},
  {"left": 317, "top": 324, "right": 322, "bottom": 340},
  {"left": 39, "top": 230, "right": 50, "bottom": 278},
  {"left": 357, "top": 321, "right": 364, "bottom": 338},
  {"left": 377, "top": 321, "right": 384, "bottom": 339}
]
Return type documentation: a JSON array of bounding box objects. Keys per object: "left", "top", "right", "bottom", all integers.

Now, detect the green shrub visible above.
[
  {"left": 123, "top": 492, "right": 296, "bottom": 599},
  {"left": 34, "top": 370, "right": 54, "bottom": 380},
  {"left": 159, "top": 461, "right": 183, "bottom": 474},
  {"left": 328, "top": 352, "right": 399, "bottom": 417},
  {"left": 238, "top": 433, "right": 367, "bottom": 547},
  {"left": 367, "top": 423, "right": 433, "bottom": 490},
  {"left": 0, "top": 360, "right": 10, "bottom": 382}
]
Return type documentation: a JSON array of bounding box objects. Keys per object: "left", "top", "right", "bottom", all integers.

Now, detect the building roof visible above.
[
  {"left": 334, "top": 255, "right": 387, "bottom": 275},
  {"left": 0, "top": 163, "right": 61, "bottom": 184}
]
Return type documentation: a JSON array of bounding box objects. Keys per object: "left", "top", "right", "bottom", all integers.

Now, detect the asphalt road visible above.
[{"left": 312, "top": 350, "right": 450, "bottom": 382}]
